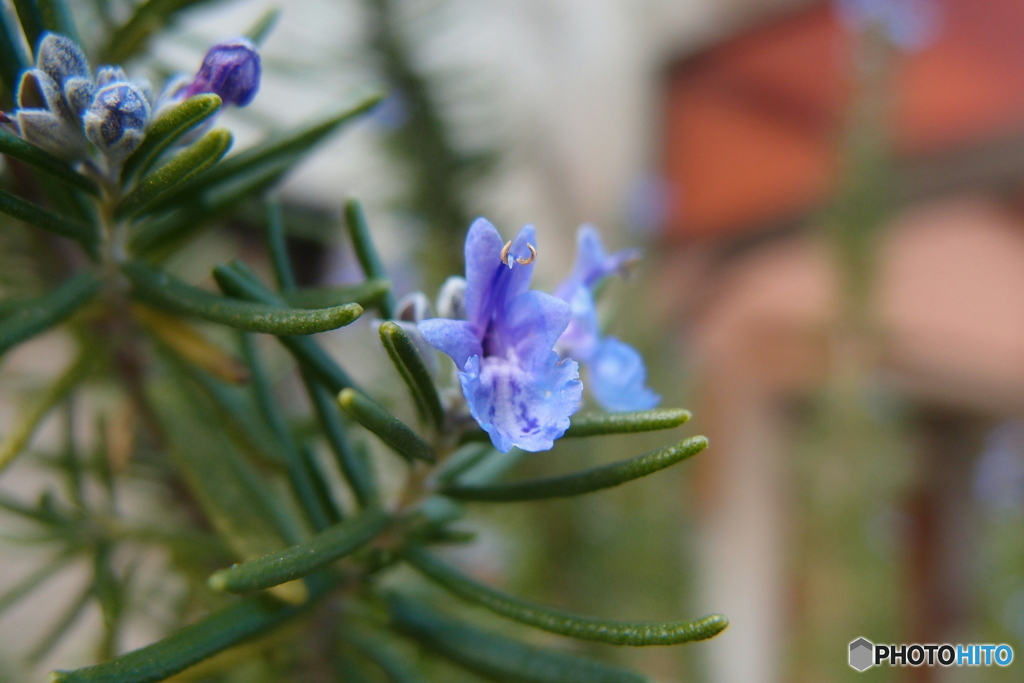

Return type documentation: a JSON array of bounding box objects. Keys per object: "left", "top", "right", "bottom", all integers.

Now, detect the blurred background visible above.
[{"left": 3, "top": 0, "right": 1024, "bottom": 681}]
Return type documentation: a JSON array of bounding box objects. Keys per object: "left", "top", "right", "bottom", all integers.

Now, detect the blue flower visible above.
[
  {"left": 183, "top": 38, "right": 261, "bottom": 107},
  {"left": 554, "top": 225, "right": 659, "bottom": 412},
  {"left": 419, "top": 219, "right": 582, "bottom": 453}
]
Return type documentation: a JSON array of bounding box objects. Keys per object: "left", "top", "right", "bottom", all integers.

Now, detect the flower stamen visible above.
[{"left": 500, "top": 240, "right": 537, "bottom": 266}]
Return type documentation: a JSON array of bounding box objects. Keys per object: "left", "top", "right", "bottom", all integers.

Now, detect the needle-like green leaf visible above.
[
  {"left": 101, "top": 0, "right": 214, "bottom": 63},
  {"left": 0, "top": 129, "right": 99, "bottom": 194},
  {"left": 282, "top": 279, "right": 391, "bottom": 310},
  {"left": 212, "top": 262, "right": 358, "bottom": 391},
  {"left": 387, "top": 593, "right": 651, "bottom": 683},
  {"left": 0, "top": 553, "right": 72, "bottom": 615},
  {"left": 123, "top": 261, "right": 362, "bottom": 335},
  {"left": 345, "top": 199, "right": 396, "bottom": 318},
  {"left": 341, "top": 625, "right": 425, "bottom": 683},
  {"left": 0, "top": 272, "right": 101, "bottom": 357},
  {"left": 49, "top": 591, "right": 317, "bottom": 683},
  {"left": 238, "top": 332, "right": 333, "bottom": 533},
  {"left": 116, "top": 128, "right": 232, "bottom": 220},
  {"left": 563, "top": 408, "right": 692, "bottom": 438},
  {"left": 338, "top": 388, "right": 436, "bottom": 464},
  {"left": 0, "top": 1, "right": 30, "bottom": 89},
  {"left": 38, "top": 0, "right": 80, "bottom": 43},
  {"left": 141, "top": 86, "right": 386, "bottom": 218},
  {"left": 404, "top": 546, "right": 729, "bottom": 646},
  {"left": 264, "top": 196, "right": 296, "bottom": 291},
  {"left": 379, "top": 321, "right": 444, "bottom": 430},
  {"left": 304, "top": 371, "right": 378, "bottom": 508},
  {"left": 120, "top": 93, "right": 223, "bottom": 183},
  {"left": 0, "top": 354, "right": 91, "bottom": 473},
  {"left": 13, "top": 0, "right": 44, "bottom": 52},
  {"left": 245, "top": 6, "right": 280, "bottom": 44},
  {"left": 0, "top": 189, "right": 98, "bottom": 253},
  {"left": 439, "top": 436, "right": 708, "bottom": 502},
  {"left": 209, "top": 508, "right": 390, "bottom": 594}
]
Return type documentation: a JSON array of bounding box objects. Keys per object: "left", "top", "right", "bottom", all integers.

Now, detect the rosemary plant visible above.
[{"left": 0, "top": 2, "right": 726, "bottom": 681}]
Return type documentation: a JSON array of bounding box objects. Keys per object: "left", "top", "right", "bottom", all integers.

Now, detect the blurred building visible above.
[{"left": 658, "top": 1, "right": 1024, "bottom": 680}]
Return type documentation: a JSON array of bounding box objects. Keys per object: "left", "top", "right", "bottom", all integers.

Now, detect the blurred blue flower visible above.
[
  {"left": 554, "top": 226, "right": 659, "bottom": 412},
  {"left": 419, "top": 219, "right": 582, "bottom": 452},
  {"left": 834, "top": 0, "right": 941, "bottom": 51},
  {"left": 183, "top": 38, "right": 261, "bottom": 107}
]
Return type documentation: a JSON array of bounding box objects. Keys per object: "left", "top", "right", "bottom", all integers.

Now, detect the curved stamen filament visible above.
[{"left": 500, "top": 241, "right": 537, "bottom": 266}]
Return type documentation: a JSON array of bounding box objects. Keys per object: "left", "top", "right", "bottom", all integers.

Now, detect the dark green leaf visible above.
[
  {"left": 120, "top": 93, "right": 222, "bottom": 183},
  {"left": 0, "top": 353, "right": 91, "bottom": 472},
  {"left": 388, "top": 593, "right": 650, "bottom": 683},
  {"left": 263, "top": 196, "right": 295, "bottom": 291},
  {"left": 345, "top": 199, "right": 396, "bottom": 318},
  {"left": 101, "top": 0, "right": 214, "bottom": 63},
  {"left": 122, "top": 261, "right": 363, "bottom": 335},
  {"left": 342, "top": 625, "right": 424, "bottom": 683},
  {"left": 116, "top": 127, "right": 232, "bottom": 220},
  {"left": 440, "top": 436, "right": 708, "bottom": 502},
  {"left": 209, "top": 508, "right": 390, "bottom": 594},
  {"left": 338, "top": 388, "right": 435, "bottom": 464},
  {"left": 0, "top": 2, "right": 31, "bottom": 89},
  {"left": 0, "top": 129, "right": 100, "bottom": 194},
  {"left": 142, "top": 85, "right": 385, "bottom": 216},
  {"left": 404, "top": 546, "right": 729, "bottom": 646},
  {"left": 304, "top": 371, "right": 378, "bottom": 508},
  {"left": 128, "top": 161, "right": 287, "bottom": 258},
  {"left": 12, "top": 0, "right": 44, "bottom": 53},
  {"left": 38, "top": 0, "right": 79, "bottom": 43},
  {"left": 0, "top": 189, "right": 98, "bottom": 253},
  {"left": 245, "top": 6, "right": 280, "bottom": 44},
  {"left": 283, "top": 279, "right": 391, "bottom": 310},
  {"left": 148, "top": 375, "right": 303, "bottom": 559},
  {"left": 379, "top": 321, "right": 444, "bottom": 430},
  {"left": 0, "top": 272, "right": 100, "bottom": 356},
  {"left": 50, "top": 592, "right": 316, "bottom": 683}
]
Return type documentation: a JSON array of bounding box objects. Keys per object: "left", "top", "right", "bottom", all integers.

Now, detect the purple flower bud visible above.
[{"left": 184, "top": 38, "right": 261, "bottom": 107}]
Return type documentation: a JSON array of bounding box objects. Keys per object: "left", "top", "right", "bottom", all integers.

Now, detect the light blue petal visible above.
[
  {"left": 460, "top": 353, "right": 581, "bottom": 453},
  {"left": 555, "top": 225, "right": 640, "bottom": 299},
  {"left": 555, "top": 285, "right": 600, "bottom": 362},
  {"left": 418, "top": 318, "right": 482, "bottom": 370},
  {"left": 463, "top": 217, "right": 505, "bottom": 331},
  {"left": 499, "top": 290, "right": 571, "bottom": 364},
  {"left": 587, "top": 337, "right": 660, "bottom": 412}
]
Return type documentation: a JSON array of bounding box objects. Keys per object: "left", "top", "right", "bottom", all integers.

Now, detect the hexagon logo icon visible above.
[{"left": 849, "top": 637, "right": 874, "bottom": 671}]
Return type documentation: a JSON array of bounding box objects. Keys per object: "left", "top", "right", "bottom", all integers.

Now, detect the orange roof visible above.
[{"left": 662, "top": 0, "right": 1024, "bottom": 239}]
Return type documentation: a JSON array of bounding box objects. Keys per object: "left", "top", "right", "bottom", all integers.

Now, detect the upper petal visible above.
[
  {"left": 418, "top": 318, "right": 482, "bottom": 370},
  {"left": 463, "top": 218, "right": 506, "bottom": 330}
]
